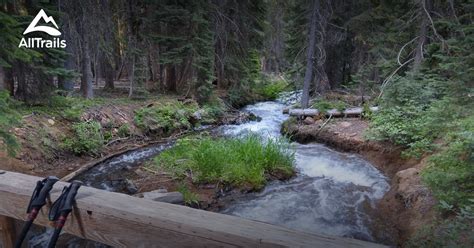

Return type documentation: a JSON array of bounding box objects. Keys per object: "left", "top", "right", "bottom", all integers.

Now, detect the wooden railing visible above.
[{"left": 0, "top": 171, "right": 386, "bottom": 247}]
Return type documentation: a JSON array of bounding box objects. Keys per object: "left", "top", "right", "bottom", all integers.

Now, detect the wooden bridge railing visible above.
[{"left": 0, "top": 171, "right": 386, "bottom": 247}]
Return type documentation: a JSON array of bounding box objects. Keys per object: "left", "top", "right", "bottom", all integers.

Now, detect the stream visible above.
[
  {"left": 28, "top": 92, "right": 389, "bottom": 247},
  {"left": 218, "top": 97, "right": 389, "bottom": 241}
]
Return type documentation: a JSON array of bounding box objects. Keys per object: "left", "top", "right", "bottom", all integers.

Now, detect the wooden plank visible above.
[
  {"left": 0, "top": 215, "right": 16, "bottom": 248},
  {"left": 0, "top": 171, "right": 386, "bottom": 248}
]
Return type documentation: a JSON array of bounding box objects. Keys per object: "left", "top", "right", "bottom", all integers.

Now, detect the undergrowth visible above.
[
  {"left": 0, "top": 91, "right": 20, "bottom": 156},
  {"left": 134, "top": 100, "right": 199, "bottom": 135},
  {"left": 63, "top": 121, "right": 104, "bottom": 155}
]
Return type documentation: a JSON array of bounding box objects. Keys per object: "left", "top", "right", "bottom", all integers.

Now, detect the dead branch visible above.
[{"left": 398, "top": 36, "right": 419, "bottom": 66}]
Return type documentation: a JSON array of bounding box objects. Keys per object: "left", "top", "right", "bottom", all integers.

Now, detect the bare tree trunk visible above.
[
  {"left": 58, "top": 40, "right": 76, "bottom": 91},
  {"left": 166, "top": 65, "right": 177, "bottom": 92},
  {"left": 128, "top": 56, "right": 135, "bottom": 98},
  {"left": 104, "top": 57, "right": 115, "bottom": 90},
  {"left": 0, "top": 66, "right": 5, "bottom": 91},
  {"left": 81, "top": 33, "right": 93, "bottom": 98},
  {"left": 413, "top": 0, "right": 430, "bottom": 71},
  {"left": 301, "top": 0, "right": 319, "bottom": 108},
  {"left": 214, "top": 0, "right": 226, "bottom": 89}
]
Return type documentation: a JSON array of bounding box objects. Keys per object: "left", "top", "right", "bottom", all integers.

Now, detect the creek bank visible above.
[
  {"left": 0, "top": 99, "right": 255, "bottom": 179},
  {"left": 281, "top": 117, "right": 437, "bottom": 246}
]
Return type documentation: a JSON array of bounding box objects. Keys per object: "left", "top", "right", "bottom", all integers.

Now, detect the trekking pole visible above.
[
  {"left": 47, "top": 180, "right": 82, "bottom": 248},
  {"left": 15, "top": 176, "right": 59, "bottom": 248}
]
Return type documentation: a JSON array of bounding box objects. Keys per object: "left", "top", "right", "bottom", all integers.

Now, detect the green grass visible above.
[
  {"left": 178, "top": 184, "right": 200, "bottom": 206},
  {"left": 153, "top": 134, "right": 295, "bottom": 190}
]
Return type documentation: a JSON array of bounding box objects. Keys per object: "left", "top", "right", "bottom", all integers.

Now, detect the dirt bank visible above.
[
  {"left": 282, "top": 117, "right": 437, "bottom": 246},
  {"left": 0, "top": 99, "right": 251, "bottom": 178}
]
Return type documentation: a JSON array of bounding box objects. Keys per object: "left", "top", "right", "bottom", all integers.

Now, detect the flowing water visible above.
[
  {"left": 219, "top": 95, "right": 390, "bottom": 241},
  {"left": 75, "top": 142, "right": 174, "bottom": 191},
  {"left": 28, "top": 93, "right": 389, "bottom": 246}
]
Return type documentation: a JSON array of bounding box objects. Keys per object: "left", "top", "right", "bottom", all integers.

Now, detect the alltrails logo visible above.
[{"left": 18, "top": 9, "right": 67, "bottom": 48}]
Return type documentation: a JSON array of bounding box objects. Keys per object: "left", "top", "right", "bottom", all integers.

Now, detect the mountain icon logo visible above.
[{"left": 23, "top": 9, "right": 61, "bottom": 36}]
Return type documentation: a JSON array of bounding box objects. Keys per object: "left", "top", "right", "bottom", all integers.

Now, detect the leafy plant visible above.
[
  {"left": 63, "top": 121, "right": 104, "bottom": 155},
  {"left": 406, "top": 208, "right": 474, "bottom": 248},
  {"left": 257, "top": 77, "right": 288, "bottom": 100},
  {"left": 117, "top": 124, "right": 131, "bottom": 138},
  {"left": 422, "top": 117, "right": 474, "bottom": 211},
  {"left": 134, "top": 100, "right": 199, "bottom": 135}
]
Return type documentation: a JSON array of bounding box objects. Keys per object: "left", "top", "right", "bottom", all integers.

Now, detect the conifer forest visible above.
[{"left": 0, "top": 0, "right": 472, "bottom": 247}]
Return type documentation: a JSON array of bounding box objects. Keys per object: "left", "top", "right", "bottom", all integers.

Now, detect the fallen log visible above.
[
  {"left": 287, "top": 107, "right": 379, "bottom": 118},
  {"left": 288, "top": 109, "right": 319, "bottom": 116}
]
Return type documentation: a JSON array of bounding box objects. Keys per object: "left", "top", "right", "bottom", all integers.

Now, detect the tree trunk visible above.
[
  {"left": 0, "top": 66, "right": 5, "bottom": 91},
  {"left": 81, "top": 37, "right": 93, "bottom": 98},
  {"left": 104, "top": 58, "right": 115, "bottom": 90},
  {"left": 301, "top": 0, "right": 319, "bottom": 109},
  {"left": 81, "top": 48, "right": 93, "bottom": 98},
  {"left": 413, "top": 0, "right": 430, "bottom": 71},
  {"left": 128, "top": 56, "right": 135, "bottom": 98},
  {"left": 166, "top": 65, "right": 177, "bottom": 92},
  {"left": 58, "top": 42, "right": 76, "bottom": 92}
]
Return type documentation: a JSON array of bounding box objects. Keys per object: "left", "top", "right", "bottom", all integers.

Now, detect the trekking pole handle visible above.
[
  {"left": 61, "top": 180, "right": 82, "bottom": 213},
  {"left": 30, "top": 176, "right": 59, "bottom": 209}
]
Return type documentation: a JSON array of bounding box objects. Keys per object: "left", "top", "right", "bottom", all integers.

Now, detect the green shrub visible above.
[
  {"left": 153, "top": 135, "right": 295, "bottom": 190},
  {"left": 228, "top": 85, "right": 254, "bottom": 108},
  {"left": 422, "top": 117, "right": 474, "bottom": 210},
  {"left": 63, "top": 121, "right": 104, "bottom": 155},
  {"left": 201, "top": 97, "right": 226, "bottom": 124},
  {"left": 117, "top": 124, "right": 131, "bottom": 137},
  {"left": 257, "top": 78, "right": 288, "bottom": 100},
  {"left": 406, "top": 209, "right": 474, "bottom": 248},
  {"left": 366, "top": 105, "right": 434, "bottom": 157},
  {"left": 134, "top": 100, "right": 199, "bottom": 134},
  {"left": 0, "top": 91, "right": 20, "bottom": 156}
]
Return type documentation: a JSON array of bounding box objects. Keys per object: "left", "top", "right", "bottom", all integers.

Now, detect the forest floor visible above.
[{"left": 282, "top": 117, "right": 437, "bottom": 246}]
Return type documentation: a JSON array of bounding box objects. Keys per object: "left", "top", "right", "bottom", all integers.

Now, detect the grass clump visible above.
[
  {"left": 134, "top": 100, "right": 199, "bottom": 135},
  {"left": 63, "top": 121, "right": 104, "bottom": 155},
  {"left": 178, "top": 184, "right": 200, "bottom": 206},
  {"left": 154, "top": 134, "right": 295, "bottom": 190}
]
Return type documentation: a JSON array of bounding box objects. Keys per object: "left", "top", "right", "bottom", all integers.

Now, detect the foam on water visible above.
[
  {"left": 220, "top": 93, "right": 389, "bottom": 241},
  {"left": 76, "top": 142, "right": 174, "bottom": 190}
]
